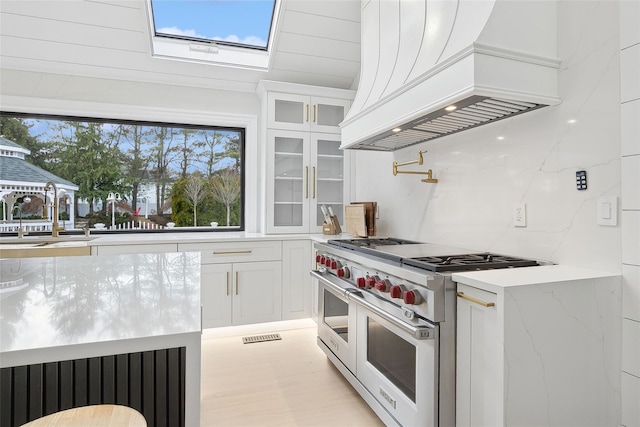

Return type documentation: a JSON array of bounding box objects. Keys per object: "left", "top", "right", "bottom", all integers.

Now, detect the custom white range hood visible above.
[{"left": 340, "top": 0, "right": 561, "bottom": 151}]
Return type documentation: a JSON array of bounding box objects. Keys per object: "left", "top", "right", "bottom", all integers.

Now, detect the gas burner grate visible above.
[
  {"left": 242, "top": 333, "right": 282, "bottom": 344},
  {"left": 403, "top": 253, "right": 539, "bottom": 272},
  {"left": 327, "top": 237, "right": 422, "bottom": 249}
]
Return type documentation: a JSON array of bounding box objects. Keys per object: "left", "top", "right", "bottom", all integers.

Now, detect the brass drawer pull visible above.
[
  {"left": 212, "top": 250, "right": 253, "bottom": 255},
  {"left": 226, "top": 272, "right": 229, "bottom": 296},
  {"left": 456, "top": 291, "right": 495, "bottom": 307},
  {"left": 306, "top": 104, "right": 309, "bottom": 122},
  {"left": 235, "top": 271, "right": 239, "bottom": 295}
]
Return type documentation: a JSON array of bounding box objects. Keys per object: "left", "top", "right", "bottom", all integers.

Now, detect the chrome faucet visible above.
[{"left": 44, "top": 181, "right": 64, "bottom": 237}]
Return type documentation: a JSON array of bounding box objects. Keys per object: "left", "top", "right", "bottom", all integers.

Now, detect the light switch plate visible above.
[
  {"left": 597, "top": 196, "right": 617, "bottom": 226},
  {"left": 514, "top": 203, "right": 527, "bottom": 227}
]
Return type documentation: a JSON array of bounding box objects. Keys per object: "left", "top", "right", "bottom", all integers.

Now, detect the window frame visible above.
[
  {"left": 145, "top": 0, "right": 281, "bottom": 70},
  {"left": 0, "top": 111, "right": 247, "bottom": 236}
]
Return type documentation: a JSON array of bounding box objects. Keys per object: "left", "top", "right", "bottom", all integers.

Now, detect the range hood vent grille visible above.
[{"left": 348, "top": 95, "right": 546, "bottom": 152}]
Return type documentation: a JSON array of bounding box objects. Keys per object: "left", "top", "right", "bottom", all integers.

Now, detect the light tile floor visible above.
[{"left": 201, "top": 319, "right": 385, "bottom": 426}]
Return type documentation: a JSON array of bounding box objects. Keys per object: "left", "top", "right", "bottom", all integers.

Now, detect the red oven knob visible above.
[
  {"left": 316, "top": 254, "right": 323, "bottom": 263},
  {"left": 403, "top": 290, "right": 422, "bottom": 305},
  {"left": 356, "top": 277, "right": 366, "bottom": 288},
  {"left": 375, "top": 279, "right": 390, "bottom": 292},
  {"left": 337, "top": 267, "right": 350, "bottom": 278},
  {"left": 390, "top": 285, "right": 404, "bottom": 299},
  {"left": 323, "top": 257, "right": 332, "bottom": 267},
  {"left": 365, "top": 276, "right": 377, "bottom": 289},
  {"left": 331, "top": 260, "right": 341, "bottom": 269},
  {"left": 319, "top": 256, "right": 326, "bottom": 265}
]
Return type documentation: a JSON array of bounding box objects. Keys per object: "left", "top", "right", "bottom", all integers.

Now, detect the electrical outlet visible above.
[{"left": 514, "top": 203, "right": 527, "bottom": 227}]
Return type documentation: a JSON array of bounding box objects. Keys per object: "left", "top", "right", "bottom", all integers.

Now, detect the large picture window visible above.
[{"left": 0, "top": 113, "right": 245, "bottom": 234}]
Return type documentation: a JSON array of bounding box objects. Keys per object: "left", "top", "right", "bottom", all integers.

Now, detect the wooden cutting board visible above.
[{"left": 345, "top": 204, "right": 367, "bottom": 237}]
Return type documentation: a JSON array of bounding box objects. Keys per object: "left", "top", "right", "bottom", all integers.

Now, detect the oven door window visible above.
[
  {"left": 323, "top": 289, "right": 349, "bottom": 343},
  {"left": 367, "top": 317, "right": 416, "bottom": 402}
]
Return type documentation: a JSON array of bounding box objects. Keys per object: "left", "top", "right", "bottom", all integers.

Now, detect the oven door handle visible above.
[
  {"left": 311, "top": 270, "right": 435, "bottom": 340},
  {"left": 311, "top": 270, "right": 350, "bottom": 299}
]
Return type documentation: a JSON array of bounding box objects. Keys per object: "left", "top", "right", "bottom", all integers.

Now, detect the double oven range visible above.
[{"left": 311, "top": 238, "right": 539, "bottom": 427}]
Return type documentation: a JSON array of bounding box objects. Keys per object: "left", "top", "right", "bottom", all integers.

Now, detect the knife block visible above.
[{"left": 322, "top": 215, "right": 342, "bottom": 235}]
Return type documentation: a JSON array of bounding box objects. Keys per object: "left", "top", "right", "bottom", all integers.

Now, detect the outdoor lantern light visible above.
[{"left": 107, "top": 192, "right": 122, "bottom": 230}]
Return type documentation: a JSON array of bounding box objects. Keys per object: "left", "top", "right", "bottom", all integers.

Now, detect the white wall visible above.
[
  {"left": 620, "top": 0, "right": 640, "bottom": 425},
  {"left": 352, "top": 1, "right": 622, "bottom": 273}
]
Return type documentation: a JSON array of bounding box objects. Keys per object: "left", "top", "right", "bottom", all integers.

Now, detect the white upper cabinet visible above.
[
  {"left": 267, "top": 92, "right": 351, "bottom": 133},
  {"left": 266, "top": 130, "right": 348, "bottom": 234},
  {"left": 259, "top": 81, "right": 354, "bottom": 234}
]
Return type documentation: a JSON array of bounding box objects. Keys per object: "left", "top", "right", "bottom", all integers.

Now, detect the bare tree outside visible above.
[
  {"left": 210, "top": 169, "right": 241, "bottom": 226},
  {"left": 185, "top": 174, "right": 206, "bottom": 226}
]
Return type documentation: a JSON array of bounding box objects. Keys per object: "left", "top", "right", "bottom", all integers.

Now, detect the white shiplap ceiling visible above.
[
  {"left": 0, "top": 0, "right": 361, "bottom": 94},
  {"left": 268, "top": 0, "right": 361, "bottom": 89}
]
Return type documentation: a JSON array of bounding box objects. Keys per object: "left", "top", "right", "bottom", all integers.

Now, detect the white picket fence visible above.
[
  {"left": 0, "top": 221, "right": 53, "bottom": 233},
  {"left": 98, "top": 220, "right": 166, "bottom": 230},
  {"left": 0, "top": 220, "right": 166, "bottom": 232}
]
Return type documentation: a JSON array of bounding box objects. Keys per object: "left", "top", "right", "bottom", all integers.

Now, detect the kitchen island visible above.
[{"left": 0, "top": 252, "right": 201, "bottom": 427}]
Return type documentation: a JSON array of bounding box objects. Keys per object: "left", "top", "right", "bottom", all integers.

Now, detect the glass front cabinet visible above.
[
  {"left": 267, "top": 92, "right": 352, "bottom": 133},
  {"left": 266, "top": 130, "right": 348, "bottom": 233},
  {"left": 263, "top": 88, "right": 353, "bottom": 234}
]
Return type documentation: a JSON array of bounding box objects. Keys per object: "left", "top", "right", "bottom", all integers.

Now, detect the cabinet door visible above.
[
  {"left": 456, "top": 285, "right": 499, "bottom": 427},
  {"left": 233, "top": 261, "right": 282, "bottom": 326},
  {"left": 310, "top": 96, "right": 351, "bottom": 133},
  {"left": 282, "top": 240, "right": 312, "bottom": 320},
  {"left": 267, "top": 92, "right": 310, "bottom": 131},
  {"left": 267, "top": 93, "right": 350, "bottom": 133},
  {"left": 266, "top": 129, "right": 311, "bottom": 233},
  {"left": 201, "top": 263, "right": 233, "bottom": 328},
  {"left": 310, "top": 134, "right": 348, "bottom": 233}
]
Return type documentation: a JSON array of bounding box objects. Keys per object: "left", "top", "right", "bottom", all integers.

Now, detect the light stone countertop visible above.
[
  {"left": 0, "top": 251, "right": 201, "bottom": 366},
  {"left": 452, "top": 264, "right": 620, "bottom": 294},
  {"left": 83, "top": 231, "right": 348, "bottom": 246}
]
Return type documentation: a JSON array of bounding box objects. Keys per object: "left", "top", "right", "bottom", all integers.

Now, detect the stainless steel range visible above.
[{"left": 311, "top": 238, "right": 539, "bottom": 427}]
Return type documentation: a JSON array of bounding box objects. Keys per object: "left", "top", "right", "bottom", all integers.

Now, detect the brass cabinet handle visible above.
[
  {"left": 457, "top": 291, "right": 495, "bottom": 307},
  {"left": 226, "top": 272, "right": 229, "bottom": 296},
  {"left": 313, "top": 105, "right": 317, "bottom": 123},
  {"left": 313, "top": 166, "right": 316, "bottom": 199},
  {"left": 305, "top": 166, "right": 309, "bottom": 199},
  {"left": 235, "top": 271, "right": 239, "bottom": 295},
  {"left": 212, "top": 250, "right": 252, "bottom": 255},
  {"left": 306, "top": 104, "right": 309, "bottom": 122}
]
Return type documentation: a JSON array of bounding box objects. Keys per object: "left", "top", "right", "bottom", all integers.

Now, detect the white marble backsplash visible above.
[{"left": 352, "top": 1, "right": 621, "bottom": 272}]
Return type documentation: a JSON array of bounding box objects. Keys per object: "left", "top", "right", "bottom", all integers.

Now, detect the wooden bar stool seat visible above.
[{"left": 21, "top": 405, "right": 147, "bottom": 427}]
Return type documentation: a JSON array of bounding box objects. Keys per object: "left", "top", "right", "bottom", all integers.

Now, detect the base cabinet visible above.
[
  {"left": 282, "top": 240, "right": 312, "bottom": 320},
  {"left": 456, "top": 284, "right": 498, "bottom": 427},
  {"left": 454, "top": 268, "right": 621, "bottom": 427},
  {"left": 201, "top": 261, "right": 282, "bottom": 328}
]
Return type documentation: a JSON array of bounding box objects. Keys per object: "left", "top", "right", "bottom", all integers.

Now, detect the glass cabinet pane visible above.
[
  {"left": 317, "top": 104, "right": 345, "bottom": 127},
  {"left": 273, "top": 135, "right": 304, "bottom": 227},
  {"left": 274, "top": 99, "right": 305, "bottom": 125},
  {"left": 315, "top": 138, "right": 344, "bottom": 226}
]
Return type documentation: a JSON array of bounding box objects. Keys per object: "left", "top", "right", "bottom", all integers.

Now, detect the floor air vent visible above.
[{"left": 242, "top": 333, "right": 282, "bottom": 344}]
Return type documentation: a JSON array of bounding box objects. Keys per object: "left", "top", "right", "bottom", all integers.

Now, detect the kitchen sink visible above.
[{"left": 0, "top": 236, "right": 95, "bottom": 258}]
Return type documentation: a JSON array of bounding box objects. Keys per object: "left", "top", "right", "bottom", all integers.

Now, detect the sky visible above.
[{"left": 151, "top": 0, "right": 276, "bottom": 48}]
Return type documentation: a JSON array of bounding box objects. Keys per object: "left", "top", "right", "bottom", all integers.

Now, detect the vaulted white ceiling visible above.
[{"left": 0, "top": 0, "right": 361, "bottom": 94}]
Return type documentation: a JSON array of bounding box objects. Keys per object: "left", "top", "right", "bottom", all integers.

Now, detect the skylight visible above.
[{"left": 147, "top": 0, "right": 279, "bottom": 69}]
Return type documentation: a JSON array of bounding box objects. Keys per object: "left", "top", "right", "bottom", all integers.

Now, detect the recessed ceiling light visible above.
[
  {"left": 567, "top": 119, "right": 577, "bottom": 124},
  {"left": 445, "top": 105, "right": 457, "bottom": 112},
  {"left": 392, "top": 128, "right": 402, "bottom": 133},
  {"left": 497, "top": 136, "right": 505, "bottom": 140}
]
